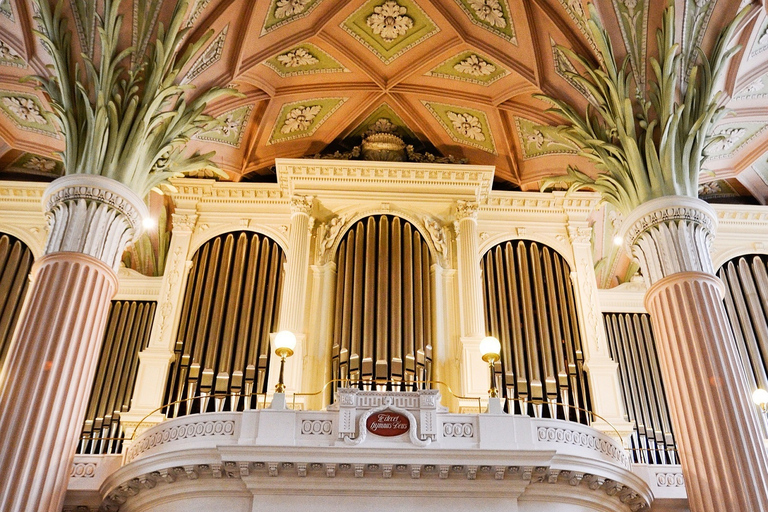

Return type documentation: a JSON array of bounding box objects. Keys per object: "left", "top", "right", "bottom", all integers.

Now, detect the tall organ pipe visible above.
[
  {"left": 332, "top": 215, "right": 433, "bottom": 394},
  {"left": 164, "top": 231, "right": 284, "bottom": 416},
  {"left": 481, "top": 240, "right": 591, "bottom": 423},
  {"left": 79, "top": 300, "right": 156, "bottom": 454},
  {"left": 0, "top": 234, "right": 33, "bottom": 372},
  {"left": 603, "top": 312, "right": 678, "bottom": 464},
  {"left": 718, "top": 254, "right": 768, "bottom": 438}
]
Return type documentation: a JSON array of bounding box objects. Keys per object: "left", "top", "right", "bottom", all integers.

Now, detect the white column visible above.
[
  {"left": 122, "top": 211, "right": 197, "bottom": 431},
  {"left": 455, "top": 200, "right": 488, "bottom": 399},
  {"left": 268, "top": 195, "right": 313, "bottom": 397},
  {"left": 621, "top": 196, "right": 768, "bottom": 512},
  {"left": 0, "top": 175, "right": 147, "bottom": 512},
  {"left": 306, "top": 261, "right": 336, "bottom": 408},
  {"left": 566, "top": 221, "right": 634, "bottom": 438}
]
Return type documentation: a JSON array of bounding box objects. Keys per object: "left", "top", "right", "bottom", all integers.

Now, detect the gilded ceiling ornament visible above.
[
  {"left": 366, "top": 1, "right": 414, "bottom": 43},
  {"left": 275, "top": 0, "right": 312, "bottom": 19},
  {"left": 2, "top": 97, "right": 46, "bottom": 124},
  {"left": 467, "top": 0, "right": 506, "bottom": 29},
  {"left": 281, "top": 105, "right": 322, "bottom": 134},
  {"left": 23, "top": 156, "right": 57, "bottom": 172},
  {"left": 277, "top": 48, "right": 319, "bottom": 67},
  {"left": 453, "top": 54, "right": 495, "bottom": 76},
  {"left": 365, "top": 118, "right": 395, "bottom": 137},
  {"left": 216, "top": 114, "right": 240, "bottom": 136},
  {"left": 447, "top": 111, "right": 485, "bottom": 141}
]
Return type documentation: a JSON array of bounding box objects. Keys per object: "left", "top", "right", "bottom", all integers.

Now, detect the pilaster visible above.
[{"left": 565, "top": 214, "right": 634, "bottom": 437}]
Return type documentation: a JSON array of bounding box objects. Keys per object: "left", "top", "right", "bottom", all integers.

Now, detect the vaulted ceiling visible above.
[{"left": 1, "top": 0, "right": 768, "bottom": 203}]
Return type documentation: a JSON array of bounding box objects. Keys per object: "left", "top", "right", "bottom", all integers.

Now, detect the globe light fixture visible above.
[
  {"left": 273, "top": 330, "right": 297, "bottom": 394},
  {"left": 479, "top": 336, "right": 501, "bottom": 399},
  {"left": 753, "top": 388, "right": 768, "bottom": 414}
]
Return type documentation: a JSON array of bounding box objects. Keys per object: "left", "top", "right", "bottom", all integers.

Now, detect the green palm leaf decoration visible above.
[
  {"left": 539, "top": 2, "right": 748, "bottom": 216},
  {"left": 27, "top": 0, "right": 241, "bottom": 198}
]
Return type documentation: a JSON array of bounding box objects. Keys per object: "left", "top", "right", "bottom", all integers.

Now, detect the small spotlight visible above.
[
  {"left": 613, "top": 235, "right": 623, "bottom": 246},
  {"left": 142, "top": 217, "right": 157, "bottom": 230}
]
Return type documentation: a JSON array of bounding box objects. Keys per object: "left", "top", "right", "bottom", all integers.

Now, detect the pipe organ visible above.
[
  {"left": 603, "top": 312, "right": 678, "bottom": 464},
  {"left": 163, "top": 231, "right": 285, "bottom": 416},
  {"left": 0, "top": 233, "right": 33, "bottom": 371},
  {"left": 481, "top": 240, "right": 591, "bottom": 423},
  {"left": 78, "top": 300, "right": 156, "bottom": 454},
  {"left": 331, "top": 215, "right": 433, "bottom": 390}
]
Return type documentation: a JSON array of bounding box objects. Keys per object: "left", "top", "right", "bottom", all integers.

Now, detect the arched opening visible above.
[
  {"left": 163, "top": 230, "right": 285, "bottom": 416},
  {"left": 331, "top": 215, "right": 434, "bottom": 393},
  {"left": 481, "top": 239, "right": 591, "bottom": 423}
]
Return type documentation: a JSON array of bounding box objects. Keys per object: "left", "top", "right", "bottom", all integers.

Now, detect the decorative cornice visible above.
[
  {"left": 43, "top": 175, "right": 150, "bottom": 270},
  {"left": 275, "top": 159, "right": 494, "bottom": 203},
  {"left": 619, "top": 196, "right": 717, "bottom": 286}
]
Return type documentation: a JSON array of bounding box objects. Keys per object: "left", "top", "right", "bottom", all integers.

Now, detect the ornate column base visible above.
[
  {"left": 0, "top": 252, "right": 118, "bottom": 512},
  {"left": 645, "top": 271, "right": 768, "bottom": 511}
]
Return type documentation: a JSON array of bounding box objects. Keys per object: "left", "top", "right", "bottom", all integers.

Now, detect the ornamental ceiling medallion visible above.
[
  {"left": 268, "top": 98, "right": 347, "bottom": 144},
  {"left": 341, "top": 0, "right": 439, "bottom": 64},
  {"left": 422, "top": 101, "right": 496, "bottom": 154},
  {"left": 425, "top": 50, "right": 508, "bottom": 85},
  {"left": 453, "top": 0, "right": 516, "bottom": 44},
  {"left": 734, "top": 73, "right": 768, "bottom": 100},
  {"left": 196, "top": 105, "right": 254, "bottom": 147},
  {"left": 514, "top": 117, "right": 578, "bottom": 159},
  {"left": 750, "top": 18, "right": 768, "bottom": 59},
  {"left": 9, "top": 153, "right": 63, "bottom": 176},
  {"left": 706, "top": 123, "right": 768, "bottom": 160},
  {"left": 263, "top": 43, "right": 349, "bottom": 77},
  {"left": 183, "top": 25, "right": 229, "bottom": 83},
  {"left": 347, "top": 103, "right": 418, "bottom": 141},
  {"left": 0, "top": 40, "right": 25, "bottom": 68},
  {"left": 0, "top": 0, "right": 13, "bottom": 21},
  {"left": 0, "top": 92, "right": 57, "bottom": 137},
  {"left": 261, "top": 0, "right": 323, "bottom": 35}
]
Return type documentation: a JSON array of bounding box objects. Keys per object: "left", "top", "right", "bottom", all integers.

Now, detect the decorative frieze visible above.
[{"left": 125, "top": 419, "right": 236, "bottom": 463}]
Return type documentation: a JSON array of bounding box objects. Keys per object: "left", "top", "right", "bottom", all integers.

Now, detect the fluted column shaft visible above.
[
  {"left": 622, "top": 196, "right": 768, "bottom": 512},
  {"left": 278, "top": 195, "right": 313, "bottom": 334},
  {"left": 456, "top": 200, "right": 484, "bottom": 338},
  {"left": 0, "top": 175, "right": 146, "bottom": 512}
]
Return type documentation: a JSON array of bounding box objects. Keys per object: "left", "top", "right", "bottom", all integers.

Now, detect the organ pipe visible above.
[
  {"left": 0, "top": 234, "right": 33, "bottom": 371},
  {"left": 718, "top": 254, "right": 768, "bottom": 437},
  {"left": 164, "top": 231, "right": 284, "bottom": 417},
  {"left": 332, "top": 215, "right": 433, "bottom": 393},
  {"left": 79, "top": 300, "right": 156, "bottom": 454},
  {"left": 603, "top": 312, "right": 678, "bottom": 464},
  {"left": 481, "top": 240, "right": 590, "bottom": 423}
]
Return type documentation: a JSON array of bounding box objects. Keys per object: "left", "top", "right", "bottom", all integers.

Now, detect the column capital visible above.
[
  {"left": 170, "top": 212, "right": 198, "bottom": 234},
  {"left": 455, "top": 200, "right": 479, "bottom": 221},
  {"left": 290, "top": 194, "right": 314, "bottom": 216},
  {"left": 43, "top": 175, "right": 149, "bottom": 270},
  {"left": 567, "top": 224, "right": 592, "bottom": 245},
  {"left": 619, "top": 196, "right": 717, "bottom": 286}
]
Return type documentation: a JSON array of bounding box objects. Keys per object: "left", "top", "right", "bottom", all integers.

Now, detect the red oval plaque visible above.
[{"left": 366, "top": 410, "right": 410, "bottom": 437}]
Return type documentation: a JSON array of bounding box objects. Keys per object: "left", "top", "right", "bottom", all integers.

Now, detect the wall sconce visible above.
[
  {"left": 479, "top": 336, "right": 502, "bottom": 414},
  {"left": 273, "top": 330, "right": 296, "bottom": 394}
]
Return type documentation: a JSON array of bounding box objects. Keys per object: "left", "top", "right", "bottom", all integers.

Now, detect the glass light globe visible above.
[
  {"left": 274, "top": 330, "right": 297, "bottom": 352},
  {"left": 753, "top": 388, "right": 768, "bottom": 407},
  {"left": 479, "top": 336, "right": 501, "bottom": 358}
]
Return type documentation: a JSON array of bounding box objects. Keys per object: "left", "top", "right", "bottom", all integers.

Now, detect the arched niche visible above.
[
  {"left": 480, "top": 238, "right": 592, "bottom": 423},
  {"left": 330, "top": 214, "right": 435, "bottom": 391},
  {"left": 163, "top": 230, "right": 286, "bottom": 416}
]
